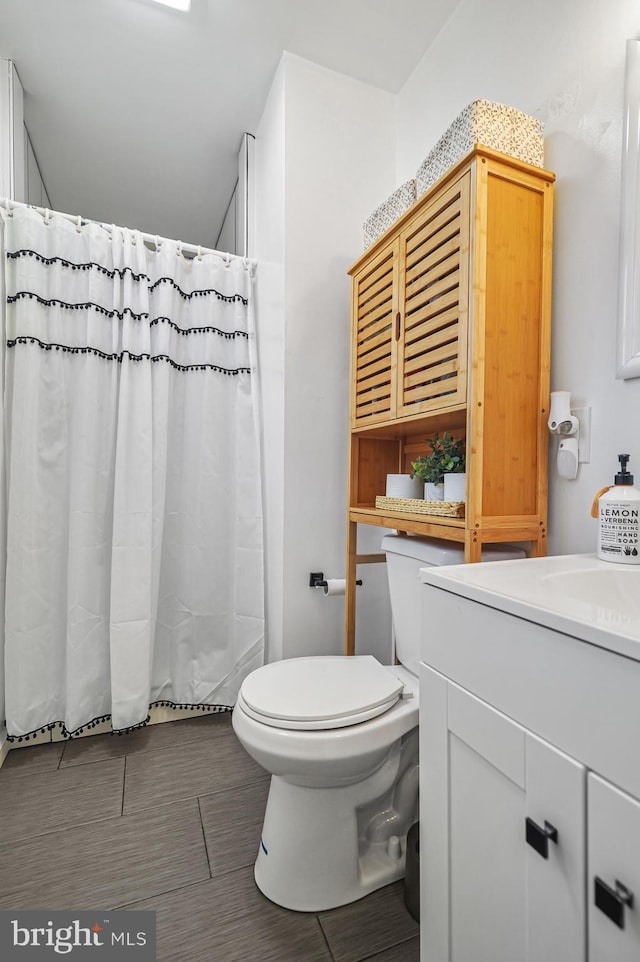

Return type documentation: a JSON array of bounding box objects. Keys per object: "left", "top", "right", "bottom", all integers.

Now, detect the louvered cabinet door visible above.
[
  {"left": 397, "top": 172, "right": 471, "bottom": 418},
  {"left": 350, "top": 239, "right": 399, "bottom": 427}
]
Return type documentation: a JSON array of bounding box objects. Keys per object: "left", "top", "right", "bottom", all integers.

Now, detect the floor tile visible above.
[
  {"left": 0, "top": 799, "right": 210, "bottom": 910},
  {"left": 199, "top": 778, "right": 270, "bottom": 877},
  {"left": 60, "top": 713, "right": 232, "bottom": 768},
  {"left": 319, "top": 882, "right": 419, "bottom": 962},
  {"left": 365, "top": 937, "right": 420, "bottom": 961},
  {"left": 0, "top": 757, "right": 125, "bottom": 843},
  {"left": 123, "top": 728, "right": 266, "bottom": 814},
  {"left": 0, "top": 714, "right": 415, "bottom": 960},
  {"left": 0, "top": 741, "right": 65, "bottom": 776},
  {"left": 124, "top": 866, "right": 333, "bottom": 962}
]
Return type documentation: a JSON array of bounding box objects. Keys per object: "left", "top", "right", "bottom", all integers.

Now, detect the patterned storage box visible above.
[
  {"left": 363, "top": 179, "right": 417, "bottom": 249},
  {"left": 416, "top": 100, "right": 544, "bottom": 197}
]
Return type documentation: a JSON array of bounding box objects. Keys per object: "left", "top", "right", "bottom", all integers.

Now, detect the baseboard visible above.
[{"left": 148, "top": 704, "right": 218, "bottom": 725}]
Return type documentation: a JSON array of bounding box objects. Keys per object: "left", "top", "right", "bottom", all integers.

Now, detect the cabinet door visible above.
[
  {"left": 420, "top": 666, "right": 585, "bottom": 962},
  {"left": 350, "top": 238, "right": 400, "bottom": 426},
  {"left": 396, "top": 172, "right": 470, "bottom": 419},
  {"left": 588, "top": 773, "right": 640, "bottom": 961},
  {"left": 525, "top": 732, "right": 586, "bottom": 962}
]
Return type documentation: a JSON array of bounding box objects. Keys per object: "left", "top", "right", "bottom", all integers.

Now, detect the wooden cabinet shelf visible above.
[
  {"left": 349, "top": 506, "right": 465, "bottom": 539},
  {"left": 344, "top": 147, "right": 555, "bottom": 654}
]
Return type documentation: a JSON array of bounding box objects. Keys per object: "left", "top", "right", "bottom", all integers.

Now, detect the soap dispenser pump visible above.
[{"left": 594, "top": 454, "right": 640, "bottom": 564}]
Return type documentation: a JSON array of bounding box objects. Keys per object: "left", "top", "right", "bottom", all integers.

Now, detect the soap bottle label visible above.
[{"left": 598, "top": 501, "right": 640, "bottom": 562}]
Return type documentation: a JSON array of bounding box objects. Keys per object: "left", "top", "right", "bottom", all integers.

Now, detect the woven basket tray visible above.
[{"left": 375, "top": 495, "right": 465, "bottom": 518}]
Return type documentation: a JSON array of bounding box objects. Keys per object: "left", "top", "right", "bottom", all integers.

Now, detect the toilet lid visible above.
[{"left": 239, "top": 655, "right": 404, "bottom": 731}]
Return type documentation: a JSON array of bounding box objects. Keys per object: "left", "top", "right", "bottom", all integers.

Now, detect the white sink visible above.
[
  {"left": 419, "top": 553, "right": 640, "bottom": 660},
  {"left": 540, "top": 566, "right": 640, "bottom": 619}
]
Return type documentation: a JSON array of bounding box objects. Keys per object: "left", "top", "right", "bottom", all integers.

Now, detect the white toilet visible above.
[{"left": 232, "top": 534, "right": 524, "bottom": 912}]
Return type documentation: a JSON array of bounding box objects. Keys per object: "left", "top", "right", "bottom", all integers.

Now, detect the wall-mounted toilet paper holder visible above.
[{"left": 309, "top": 572, "right": 362, "bottom": 589}]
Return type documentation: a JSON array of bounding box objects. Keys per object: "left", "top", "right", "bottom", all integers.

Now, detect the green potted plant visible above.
[{"left": 410, "top": 432, "right": 466, "bottom": 501}]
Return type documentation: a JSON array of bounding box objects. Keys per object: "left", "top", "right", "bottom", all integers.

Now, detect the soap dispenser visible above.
[{"left": 594, "top": 454, "right": 640, "bottom": 564}]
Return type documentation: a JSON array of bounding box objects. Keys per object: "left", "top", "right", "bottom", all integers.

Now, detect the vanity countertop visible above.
[{"left": 419, "top": 553, "right": 640, "bottom": 662}]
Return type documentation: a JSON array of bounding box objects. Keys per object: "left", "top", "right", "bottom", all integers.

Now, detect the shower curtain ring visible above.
[
  {"left": 155, "top": 235, "right": 161, "bottom": 252},
  {"left": 44, "top": 208, "right": 51, "bottom": 225},
  {"left": 197, "top": 246, "right": 202, "bottom": 261},
  {"left": 76, "top": 215, "right": 82, "bottom": 233}
]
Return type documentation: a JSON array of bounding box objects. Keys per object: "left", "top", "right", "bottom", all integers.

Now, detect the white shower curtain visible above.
[{"left": 1, "top": 204, "right": 264, "bottom": 740}]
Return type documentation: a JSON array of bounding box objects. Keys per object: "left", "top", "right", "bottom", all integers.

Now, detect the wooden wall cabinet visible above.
[{"left": 345, "top": 147, "right": 555, "bottom": 653}]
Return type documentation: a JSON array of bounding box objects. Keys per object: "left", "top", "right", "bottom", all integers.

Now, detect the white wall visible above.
[
  {"left": 1, "top": 59, "right": 49, "bottom": 211},
  {"left": 0, "top": 58, "right": 26, "bottom": 203},
  {"left": 256, "top": 6, "right": 640, "bottom": 667},
  {"left": 237, "top": 132, "right": 254, "bottom": 259},
  {"left": 253, "top": 53, "right": 396, "bottom": 661},
  {"left": 396, "top": 0, "right": 640, "bottom": 556},
  {"left": 252, "top": 65, "right": 286, "bottom": 661},
  {"left": 24, "top": 128, "right": 50, "bottom": 209},
  {"left": 217, "top": 133, "right": 254, "bottom": 257},
  {"left": 0, "top": 57, "right": 23, "bottom": 751},
  {"left": 216, "top": 182, "right": 238, "bottom": 254}
]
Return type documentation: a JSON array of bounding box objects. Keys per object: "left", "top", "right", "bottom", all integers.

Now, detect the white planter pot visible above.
[
  {"left": 385, "top": 474, "right": 423, "bottom": 499},
  {"left": 444, "top": 472, "right": 466, "bottom": 502},
  {"left": 423, "top": 482, "right": 445, "bottom": 501}
]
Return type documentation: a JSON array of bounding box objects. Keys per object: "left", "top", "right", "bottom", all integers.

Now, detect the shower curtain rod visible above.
[{"left": 0, "top": 197, "right": 256, "bottom": 270}]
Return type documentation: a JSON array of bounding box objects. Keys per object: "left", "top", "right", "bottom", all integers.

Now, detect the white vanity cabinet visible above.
[
  {"left": 418, "top": 554, "right": 640, "bottom": 962},
  {"left": 588, "top": 774, "right": 640, "bottom": 961},
  {"left": 421, "top": 667, "right": 585, "bottom": 962}
]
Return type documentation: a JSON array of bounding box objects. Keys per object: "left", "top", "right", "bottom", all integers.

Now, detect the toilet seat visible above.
[{"left": 238, "top": 655, "right": 404, "bottom": 731}]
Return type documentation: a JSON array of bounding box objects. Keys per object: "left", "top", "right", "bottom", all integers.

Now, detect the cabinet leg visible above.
[
  {"left": 464, "top": 533, "right": 482, "bottom": 564},
  {"left": 528, "top": 534, "right": 548, "bottom": 558},
  {"left": 345, "top": 521, "right": 358, "bottom": 655}
]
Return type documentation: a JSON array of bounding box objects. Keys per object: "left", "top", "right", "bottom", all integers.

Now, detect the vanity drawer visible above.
[{"left": 420, "top": 583, "right": 640, "bottom": 801}]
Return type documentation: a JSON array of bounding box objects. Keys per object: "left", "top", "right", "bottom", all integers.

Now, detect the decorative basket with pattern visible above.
[
  {"left": 363, "top": 179, "right": 417, "bottom": 249},
  {"left": 375, "top": 495, "right": 465, "bottom": 518},
  {"left": 416, "top": 100, "right": 544, "bottom": 197}
]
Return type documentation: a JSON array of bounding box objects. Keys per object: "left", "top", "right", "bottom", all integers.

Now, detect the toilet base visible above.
[{"left": 254, "top": 734, "right": 418, "bottom": 911}]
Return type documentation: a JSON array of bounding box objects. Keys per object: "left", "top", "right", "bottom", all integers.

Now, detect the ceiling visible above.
[{"left": 0, "top": 0, "right": 456, "bottom": 248}]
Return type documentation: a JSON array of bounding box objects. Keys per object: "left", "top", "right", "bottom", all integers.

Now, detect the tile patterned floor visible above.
[{"left": 0, "top": 714, "right": 419, "bottom": 961}]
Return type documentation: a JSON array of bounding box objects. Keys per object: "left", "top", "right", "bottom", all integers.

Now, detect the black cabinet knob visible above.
[
  {"left": 594, "top": 876, "right": 634, "bottom": 930},
  {"left": 525, "top": 817, "right": 558, "bottom": 859}
]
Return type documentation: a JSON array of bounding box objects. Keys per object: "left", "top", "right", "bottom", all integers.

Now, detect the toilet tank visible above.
[{"left": 381, "top": 535, "right": 525, "bottom": 676}]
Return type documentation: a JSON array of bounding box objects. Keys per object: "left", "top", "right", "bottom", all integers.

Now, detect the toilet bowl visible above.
[
  {"left": 233, "top": 658, "right": 418, "bottom": 911},
  {"left": 232, "top": 535, "right": 524, "bottom": 912}
]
